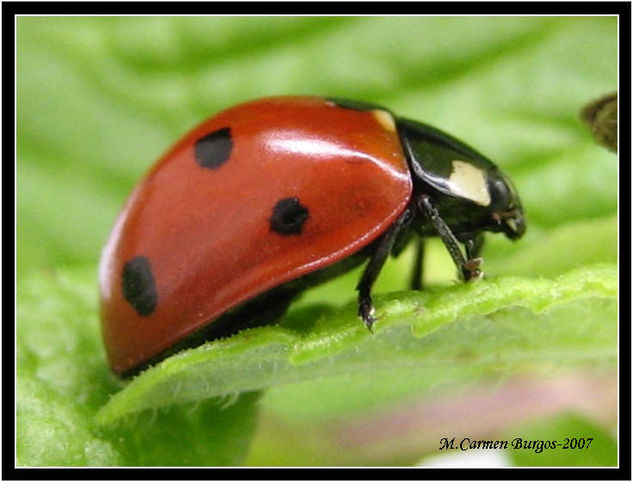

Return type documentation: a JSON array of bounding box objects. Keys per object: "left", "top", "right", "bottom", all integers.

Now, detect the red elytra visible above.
[{"left": 99, "top": 96, "right": 413, "bottom": 375}]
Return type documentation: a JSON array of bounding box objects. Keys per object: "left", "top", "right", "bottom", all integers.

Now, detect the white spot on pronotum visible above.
[
  {"left": 372, "top": 109, "right": 396, "bottom": 132},
  {"left": 448, "top": 160, "right": 491, "bottom": 206}
]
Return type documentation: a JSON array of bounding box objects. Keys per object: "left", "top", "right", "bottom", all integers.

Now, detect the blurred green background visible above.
[{"left": 17, "top": 16, "right": 618, "bottom": 467}]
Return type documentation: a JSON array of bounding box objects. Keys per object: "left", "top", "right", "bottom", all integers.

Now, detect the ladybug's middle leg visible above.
[
  {"left": 409, "top": 238, "right": 425, "bottom": 291},
  {"left": 390, "top": 220, "right": 425, "bottom": 291},
  {"left": 356, "top": 206, "right": 414, "bottom": 332}
]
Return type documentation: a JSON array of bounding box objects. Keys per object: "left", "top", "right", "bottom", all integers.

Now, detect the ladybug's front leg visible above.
[
  {"left": 464, "top": 232, "right": 484, "bottom": 260},
  {"left": 463, "top": 233, "right": 484, "bottom": 281},
  {"left": 356, "top": 207, "right": 414, "bottom": 332},
  {"left": 418, "top": 195, "right": 483, "bottom": 282}
]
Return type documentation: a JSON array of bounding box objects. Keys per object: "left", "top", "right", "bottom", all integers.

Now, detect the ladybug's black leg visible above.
[
  {"left": 464, "top": 233, "right": 484, "bottom": 260},
  {"left": 418, "top": 195, "right": 482, "bottom": 282},
  {"left": 459, "top": 232, "right": 485, "bottom": 281},
  {"left": 410, "top": 238, "right": 425, "bottom": 291},
  {"left": 357, "top": 206, "right": 413, "bottom": 332},
  {"left": 391, "top": 228, "right": 415, "bottom": 257}
]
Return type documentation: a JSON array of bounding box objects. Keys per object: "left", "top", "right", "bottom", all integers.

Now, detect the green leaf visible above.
[
  {"left": 16, "top": 270, "right": 259, "bottom": 467},
  {"left": 504, "top": 413, "right": 617, "bottom": 466},
  {"left": 97, "top": 264, "right": 615, "bottom": 424},
  {"left": 17, "top": 372, "right": 122, "bottom": 466},
  {"left": 17, "top": 16, "right": 617, "bottom": 466}
]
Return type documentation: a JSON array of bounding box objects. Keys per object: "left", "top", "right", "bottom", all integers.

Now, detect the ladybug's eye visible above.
[{"left": 487, "top": 174, "right": 513, "bottom": 211}]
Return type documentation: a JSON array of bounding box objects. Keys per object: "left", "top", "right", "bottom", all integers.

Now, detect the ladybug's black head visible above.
[
  {"left": 486, "top": 169, "right": 525, "bottom": 240},
  {"left": 396, "top": 117, "right": 526, "bottom": 241}
]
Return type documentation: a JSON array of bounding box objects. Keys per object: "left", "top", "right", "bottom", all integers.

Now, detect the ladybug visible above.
[{"left": 99, "top": 96, "right": 525, "bottom": 376}]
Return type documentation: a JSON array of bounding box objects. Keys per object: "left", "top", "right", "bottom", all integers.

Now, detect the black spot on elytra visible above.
[
  {"left": 194, "top": 127, "right": 233, "bottom": 169},
  {"left": 122, "top": 256, "right": 157, "bottom": 316},
  {"left": 325, "top": 97, "right": 387, "bottom": 112},
  {"left": 270, "top": 197, "right": 309, "bottom": 235}
]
